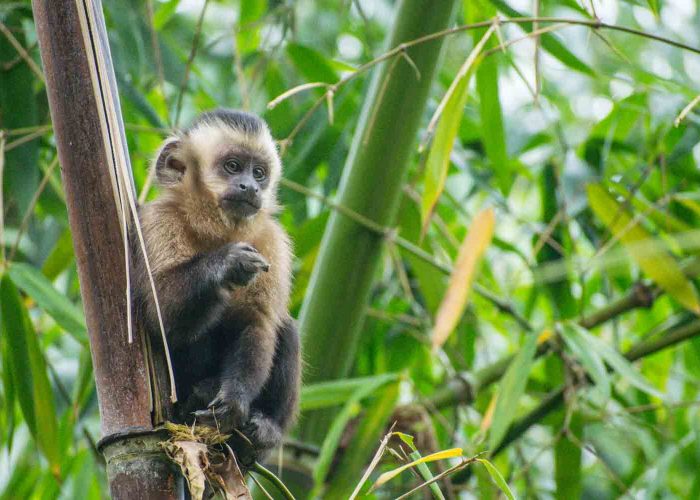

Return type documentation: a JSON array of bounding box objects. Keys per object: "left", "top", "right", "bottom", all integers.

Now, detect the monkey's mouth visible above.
[{"left": 220, "top": 196, "right": 261, "bottom": 217}]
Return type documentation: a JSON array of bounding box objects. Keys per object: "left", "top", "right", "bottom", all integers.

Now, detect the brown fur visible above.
[{"left": 133, "top": 110, "right": 299, "bottom": 451}]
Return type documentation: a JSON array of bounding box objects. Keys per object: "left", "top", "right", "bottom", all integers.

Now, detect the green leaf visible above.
[
  {"left": 561, "top": 324, "right": 610, "bottom": 399},
  {"left": 312, "top": 374, "right": 400, "bottom": 491},
  {"left": 488, "top": 332, "right": 538, "bottom": 451},
  {"left": 587, "top": 183, "right": 700, "bottom": 314},
  {"left": 0, "top": 276, "right": 61, "bottom": 476},
  {"left": 300, "top": 373, "right": 399, "bottom": 411},
  {"left": 8, "top": 263, "right": 87, "bottom": 345},
  {"left": 237, "top": 0, "right": 267, "bottom": 56},
  {"left": 41, "top": 229, "right": 75, "bottom": 281},
  {"left": 582, "top": 326, "right": 665, "bottom": 399},
  {"left": 468, "top": 2, "right": 509, "bottom": 191},
  {"left": 422, "top": 27, "right": 494, "bottom": 231},
  {"left": 554, "top": 412, "right": 582, "bottom": 500},
  {"left": 153, "top": 0, "right": 180, "bottom": 29},
  {"left": 477, "top": 459, "right": 515, "bottom": 500},
  {"left": 0, "top": 12, "right": 39, "bottom": 220},
  {"left": 325, "top": 382, "right": 401, "bottom": 499},
  {"left": 1, "top": 336, "right": 16, "bottom": 450},
  {"left": 286, "top": 43, "right": 339, "bottom": 84},
  {"left": 590, "top": 93, "right": 646, "bottom": 141}
]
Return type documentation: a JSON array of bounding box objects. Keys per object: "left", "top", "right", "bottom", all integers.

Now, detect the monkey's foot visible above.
[{"left": 242, "top": 412, "right": 282, "bottom": 451}]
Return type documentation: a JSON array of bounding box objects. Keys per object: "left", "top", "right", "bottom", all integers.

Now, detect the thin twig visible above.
[
  {"left": 5, "top": 128, "right": 51, "bottom": 152},
  {"left": 172, "top": 0, "right": 210, "bottom": 126},
  {"left": 8, "top": 155, "right": 60, "bottom": 262},
  {"left": 674, "top": 93, "right": 700, "bottom": 127},
  {"left": 0, "top": 21, "right": 44, "bottom": 82},
  {"left": 395, "top": 457, "right": 477, "bottom": 500},
  {"left": 145, "top": 0, "right": 170, "bottom": 126}
]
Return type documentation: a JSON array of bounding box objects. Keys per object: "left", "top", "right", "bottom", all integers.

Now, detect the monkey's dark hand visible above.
[
  {"left": 194, "top": 390, "right": 249, "bottom": 432},
  {"left": 219, "top": 242, "right": 270, "bottom": 287}
]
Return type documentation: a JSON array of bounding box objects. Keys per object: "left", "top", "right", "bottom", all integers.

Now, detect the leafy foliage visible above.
[{"left": 3, "top": 0, "right": 700, "bottom": 497}]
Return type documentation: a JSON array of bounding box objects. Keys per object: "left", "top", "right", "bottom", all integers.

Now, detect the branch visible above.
[
  {"left": 451, "top": 317, "right": 700, "bottom": 484},
  {"left": 270, "top": 16, "right": 700, "bottom": 147},
  {"left": 428, "top": 257, "right": 700, "bottom": 409}
]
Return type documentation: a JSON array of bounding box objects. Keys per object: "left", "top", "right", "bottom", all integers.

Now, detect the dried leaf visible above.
[
  {"left": 162, "top": 441, "right": 209, "bottom": 500},
  {"left": 432, "top": 208, "right": 495, "bottom": 349},
  {"left": 209, "top": 446, "right": 252, "bottom": 500}
]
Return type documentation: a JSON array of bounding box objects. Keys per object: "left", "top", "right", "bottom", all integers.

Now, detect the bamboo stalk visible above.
[{"left": 298, "top": 0, "right": 459, "bottom": 443}]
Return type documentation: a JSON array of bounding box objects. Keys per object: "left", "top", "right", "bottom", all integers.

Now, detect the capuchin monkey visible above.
[{"left": 131, "top": 109, "right": 300, "bottom": 458}]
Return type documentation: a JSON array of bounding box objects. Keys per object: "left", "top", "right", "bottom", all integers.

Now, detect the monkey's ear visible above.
[{"left": 155, "top": 139, "right": 187, "bottom": 185}]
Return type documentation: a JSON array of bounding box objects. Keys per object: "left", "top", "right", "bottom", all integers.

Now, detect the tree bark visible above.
[{"left": 32, "top": 1, "right": 181, "bottom": 497}]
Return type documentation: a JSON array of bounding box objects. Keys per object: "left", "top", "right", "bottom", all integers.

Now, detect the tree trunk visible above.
[
  {"left": 32, "top": 1, "right": 181, "bottom": 498},
  {"left": 299, "top": 0, "right": 458, "bottom": 442}
]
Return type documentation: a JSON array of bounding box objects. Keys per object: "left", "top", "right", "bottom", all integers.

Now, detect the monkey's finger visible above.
[{"left": 236, "top": 243, "right": 258, "bottom": 253}]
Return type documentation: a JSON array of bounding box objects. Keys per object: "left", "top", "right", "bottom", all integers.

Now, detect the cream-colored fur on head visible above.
[{"left": 152, "top": 118, "right": 282, "bottom": 213}]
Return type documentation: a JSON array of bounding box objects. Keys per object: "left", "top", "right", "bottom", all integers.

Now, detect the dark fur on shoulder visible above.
[{"left": 131, "top": 108, "right": 300, "bottom": 458}]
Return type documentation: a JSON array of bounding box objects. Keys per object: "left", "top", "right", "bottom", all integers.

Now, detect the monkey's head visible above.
[{"left": 154, "top": 109, "right": 281, "bottom": 222}]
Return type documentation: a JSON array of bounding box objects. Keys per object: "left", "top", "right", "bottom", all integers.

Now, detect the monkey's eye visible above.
[
  {"left": 224, "top": 159, "right": 241, "bottom": 174},
  {"left": 253, "top": 166, "right": 267, "bottom": 181}
]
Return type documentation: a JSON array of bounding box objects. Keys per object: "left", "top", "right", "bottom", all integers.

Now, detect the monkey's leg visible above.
[
  {"left": 244, "top": 318, "right": 301, "bottom": 452},
  {"left": 194, "top": 321, "right": 277, "bottom": 431}
]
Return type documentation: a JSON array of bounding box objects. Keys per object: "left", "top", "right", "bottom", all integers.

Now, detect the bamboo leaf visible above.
[
  {"left": 398, "top": 432, "right": 446, "bottom": 500},
  {"left": 432, "top": 208, "right": 495, "bottom": 349},
  {"left": 580, "top": 326, "right": 664, "bottom": 399},
  {"left": 477, "top": 459, "right": 515, "bottom": 500},
  {"left": 312, "top": 375, "right": 400, "bottom": 490},
  {"left": 561, "top": 324, "right": 610, "bottom": 400},
  {"left": 301, "top": 373, "right": 398, "bottom": 411},
  {"left": 326, "top": 383, "right": 401, "bottom": 499},
  {"left": 0, "top": 276, "right": 61, "bottom": 476},
  {"left": 587, "top": 183, "right": 700, "bottom": 314},
  {"left": 488, "top": 332, "right": 538, "bottom": 451},
  {"left": 8, "top": 263, "right": 87, "bottom": 344},
  {"left": 468, "top": 2, "right": 510, "bottom": 191},
  {"left": 153, "top": 0, "right": 181, "bottom": 29},
  {"left": 421, "top": 26, "right": 495, "bottom": 233},
  {"left": 41, "top": 229, "right": 75, "bottom": 281},
  {"left": 286, "top": 43, "right": 339, "bottom": 84},
  {"left": 237, "top": 0, "right": 266, "bottom": 56},
  {"left": 370, "top": 448, "right": 463, "bottom": 491}
]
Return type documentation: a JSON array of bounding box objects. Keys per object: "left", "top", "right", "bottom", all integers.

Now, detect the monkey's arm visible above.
[{"left": 132, "top": 241, "right": 268, "bottom": 349}]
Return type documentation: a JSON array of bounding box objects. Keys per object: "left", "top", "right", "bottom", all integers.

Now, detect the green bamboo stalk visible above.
[{"left": 298, "top": 0, "right": 458, "bottom": 442}]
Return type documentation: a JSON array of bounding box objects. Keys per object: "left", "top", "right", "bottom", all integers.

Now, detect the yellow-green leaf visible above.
[
  {"left": 477, "top": 459, "right": 515, "bottom": 500},
  {"left": 587, "top": 183, "right": 700, "bottom": 314},
  {"left": 421, "top": 26, "right": 495, "bottom": 234},
  {"left": 432, "top": 208, "right": 495, "bottom": 349},
  {"left": 370, "top": 448, "right": 463, "bottom": 491}
]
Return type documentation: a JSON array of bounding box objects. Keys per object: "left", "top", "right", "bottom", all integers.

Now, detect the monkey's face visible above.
[
  {"left": 154, "top": 110, "right": 282, "bottom": 222},
  {"left": 215, "top": 150, "right": 270, "bottom": 219}
]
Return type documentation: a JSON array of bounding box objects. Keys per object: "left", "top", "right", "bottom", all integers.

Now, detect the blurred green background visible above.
[{"left": 4, "top": 0, "right": 700, "bottom": 497}]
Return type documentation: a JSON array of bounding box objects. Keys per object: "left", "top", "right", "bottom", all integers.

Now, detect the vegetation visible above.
[{"left": 3, "top": 0, "right": 700, "bottom": 497}]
